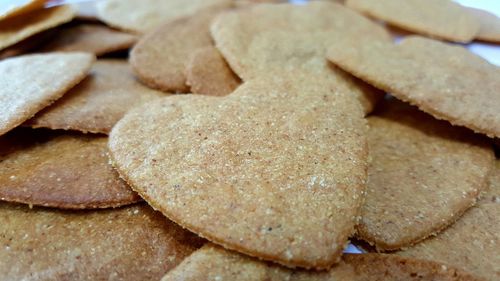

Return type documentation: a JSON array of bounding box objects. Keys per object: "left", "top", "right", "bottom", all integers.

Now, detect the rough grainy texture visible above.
[
  {"left": 0, "top": 129, "right": 140, "bottom": 209},
  {"left": 0, "top": 6, "right": 76, "bottom": 51},
  {"left": 346, "top": 0, "right": 480, "bottom": 43},
  {"left": 210, "top": 2, "right": 389, "bottom": 114},
  {"left": 359, "top": 100, "right": 494, "bottom": 251},
  {"left": 327, "top": 36, "right": 500, "bottom": 138},
  {"left": 27, "top": 60, "right": 166, "bottom": 134},
  {"left": 109, "top": 75, "right": 368, "bottom": 269},
  {"left": 162, "top": 244, "right": 481, "bottom": 281},
  {"left": 186, "top": 46, "right": 241, "bottom": 96},
  {"left": 74, "top": 1, "right": 98, "bottom": 21},
  {"left": 398, "top": 160, "right": 500, "bottom": 281},
  {"left": 0, "top": 202, "right": 205, "bottom": 280},
  {"left": 0, "top": 52, "right": 94, "bottom": 137},
  {"left": 96, "top": 0, "right": 232, "bottom": 34},
  {"left": 130, "top": 8, "right": 223, "bottom": 93},
  {"left": 39, "top": 24, "right": 137, "bottom": 56},
  {"left": 467, "top": 8, "right": 500, "bottom": 43},
  {"left": 0, "top": 0, "right": 45, "bottom": 20}
]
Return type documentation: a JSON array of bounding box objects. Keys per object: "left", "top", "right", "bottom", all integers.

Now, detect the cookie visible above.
[
  {"left": 109, "top": 75, "right": 368, "bottom": 269},
  {"left": 0, "top": 128, "right": 140, "bottom": 209},
  {"left": 162, "top": 244, "right": 481, "bottom": 281},
  {"left": 186, "top": 46, "right": 241, "bottom": 96},
  {"left": 398, "top": 160, "right": 500, "bottom": 281},
  {"left": 0, "top": 0, "right": 45, "bottom": 21},
  {"left": 0, "top": 202, "right": 204, "bottom": 280},
  {"left": 0, "top": 29, "right": 56, "bottom": 59},
  {"left": 96, "top": 0, "right": 232, "bottom": 34},
  {"left": 27, "top": 60, "right": 165, "bottom": 134},
  {"left": 358, "top": 99, "right": 494, "bottom": 251},
  {"left": 39, "top": 24, "right": 137, "bottom": 56},
  {"left": 0, "top": 52, "right": 94, "bottom": 136},
  {"left": 210, "top": 2, "right": 389, "bottom": 113},
  {"left": 130, "top": 7, "right": 223, "bottom": 93},
  {"left": 0, "top": 5, "right": 76, "bottom": 51},
  {"left": 345, "top": 0, "right": 480, "bottom": 43},
  {"left": 327, "top": 36, "right": 500, "bottom": 138},
  {"left": 467, "top": 8, "right": 500, "bottom": 43}
]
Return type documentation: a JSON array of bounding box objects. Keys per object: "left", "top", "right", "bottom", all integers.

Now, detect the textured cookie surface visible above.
[
  {"left": 130, "top": 8, "right": 223, "bottom": 92},
  {"left": 327, "top": 36, "right": 500, "bottom": 138},
  {"left": 96, "top": 0, "right": 232, "bottom": 34},
  {"left": 398, "top": 160, "right": 500, "bottom": 281},
  {"left": 162, "top": 244, "right": 481, "bottom": 281},
  {"left": 467, "top": 8, "right": 500, "bottom": 43},
  {"left": 28, "top": 60, "right": 165, "bottom": 134},
  {"left": 39, "top": 24, "right": 137, "bottom": 56},
  {"left": 0, "top": 129, "right": 140, "bottom": 209},
  {"left": 359, "top": 100, "right": 494, "bottom": 250},
  {"left": 0, "top": 6, "right": 76, "bottom": 51},
  {"left": 211, "top": 2, "right": 389, "bottom": 113},
  {"left": 109, "top": 76, "right": 368, "bottom": 269},
  {"left": 186, "top": 46, "right": 240, "bottom": 96},
  {"left": 346, "top": 0, "right": 479, "bottom": 43},
  {"left": 0, "top": 202, "right": 204, "bottom": 280},
  {"left": 0, "top": 52, "right": 94, "bottom": 136}
]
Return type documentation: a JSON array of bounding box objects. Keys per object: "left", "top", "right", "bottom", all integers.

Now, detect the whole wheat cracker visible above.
[
  {"left": 0, "top": 52, "right": 94, "bottom": 137},
  {"left": 0, "top": 0, "right": 46, "bottom": 21},
  {"left": 0, "top": 128, "right": 140, "bottom": 209},
  {"left": 346, "top": 0, "right": 480, "bottom": 43},
  {"left": 39, "top": 24, "right": 137, "bottom": 56},
  {"left": 0, "top": 5, "right": 76, "bottom": 51},
  {"left": 96, "top": 0, "right": 232, "bottom": 34},
  {"left": 186, "top": 46, "right": 240, "bottom": 96},
  {"left": 109, "top": 75, "right": 368, "bottom": 269},
  {"left": 210, "top": 2, "right": 389, "bottom": 114},
  {"left": 27, "top": 60, "right": 166, "bottom": 134},
  {"left": 130, "top": 7, "right": 225, "bottom": 93},
  {"left": 327, "top": 36, "right": 500, "bottom": 138},
  {"left": 359, "top": 99, "right": 494, "bottom": 251},
  {"left": 162, "top": 244, "right": 481, "bottom": 281},
  {"left": 467, "top": 7, "right": 500, "bottom": 43},
  {"left": 398, "top": 160, "right": 500, "bottom": 281},
  {"left": 0, "top": 202, "right": 204, "bottom": 280}
]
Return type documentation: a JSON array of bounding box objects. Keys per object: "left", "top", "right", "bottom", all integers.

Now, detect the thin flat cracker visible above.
[
  {"left": 0, "top": 128, "right": 140, "bottom": 209},
  {"left": 0, "top": 0, "right": 46, "bottom": 21},
  {"left": 0, "top": 52, "right": 94, "bottom": 136},
  {"left": 346, "top": 0, "right": 480, "bottom": 43},
  {"left": 0, "top": 5, "right": 76, "bottom": 51},
  {"left": 210, "top": 2, "right": 389, "bottom": 114},
  {"left": 109, "top": 75, "right": 368, "bottom": 269},
  {"left": 467, "top": 8, "right": 500, "bottom": 43},
  {"left": 327, "top": 36, "right": 500, "bottom": 138},
  {"left": 96, "top": 0, "right": 232, "bottom": 34},
  {"left": 0, "top": 202, "right": 204, "bottom": 280},
  {"left": 186, "top": 46, "right": 241, "bottom": 96},
  {"left": 130, "top": 8, "right": 223, "bottom": 92},
  {"left": 39, "top": 24, "right": 137, "bottom": 56},
  {"left": 359, "top": 100, "right": 494, "bottom": 251},
  {"left": 162, "top": 244, "right": 481, "bottom": 281},
  {"left": 27, "top": 60, "right": 165, "bottom": 134},
  {"left": 0, "top": 29, "right": 56, "bottom": 59},
  {"left": 398, "top": 160, "right": 500, "bottom": 281}
]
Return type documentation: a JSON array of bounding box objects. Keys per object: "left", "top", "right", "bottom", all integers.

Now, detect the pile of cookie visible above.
[{"left": 0, "top": 0, "right": 498, "bottom": 280}]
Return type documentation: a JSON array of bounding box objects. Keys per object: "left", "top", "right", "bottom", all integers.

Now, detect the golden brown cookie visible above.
[
  {"left": 467, "top": 7, "right": 500, "bottom": 43},
  {"left": 109, "top": 75, "right": 368, "bottom": 269},
  {"left": 0, "top": 29, "right": 56, "bottom": 59},
  {"left": 0, "top": 5, "right": 76, "bottom": 51},
  {"left": 186, "top": 46, "right": 240, "bottom": 96},
  {"left": 345, "top": 0, "right": 480, "bottom": 43},
  {"left": 27, "top": 59, "right": 166, "bottom": 134},
  {"left": 0, "top": 0, "right": 46, "bottom": 21},
  {"left": 130, "top": 7, "right": 224, "bottom": 93},
  {"left": 398, "top": 160, "right": 500, "bottom": 281},
  {"left": 0, "top": 52, "right": 94, "bottom": 136},
  {"left": 359, "top": 100, "right": 494, "bottom": 251},
  {"left": 0, "top": 202, "right": 204, "bottom": 280},
  {"left": 210, "top": 2, "right": 389, "bottom": 114},
  {"left": 0, "top": 128, "right": 140, "bottom": 209},
  {"left": 96, "top": 0, "right": 232, "bottom": 34},
  {"left": 162, "top": 244, "right": 481, "bottom": 281},
  {"left": 39, "top": 24, "right": 137, "bottom": 56},
  {"left": 327, "top": 36, "right": 500, "bottom": 138}
]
